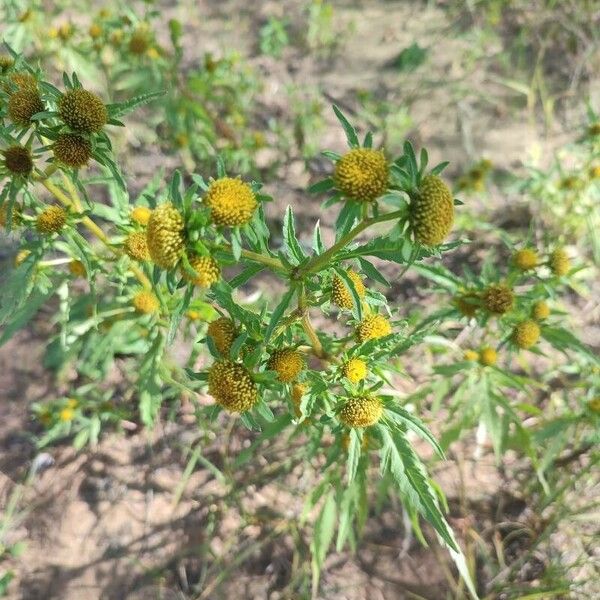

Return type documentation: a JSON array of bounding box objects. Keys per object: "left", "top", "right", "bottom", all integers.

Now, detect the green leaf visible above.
[
  {"left": 311, "top": 492, "right": 336, "bottom": 595},
  {"left": 308, "top": 178, "right": 335, "bottom": 194},
  {"left": 264, "top": 286, "right": 296, "bottom": 344},
  {"left": 385, "top": 406, "right": 444, "bottom": 458},
  {"left": 106, "top": 90, "right": 166, "bottom": 119},
  {"left": 332, "top": 104, "right": 359, "bottom": 148},
  {"left": 283, "top": 205, "right": 307, "bottom": 264},
  {"left": 346, "top": 429, "right": 361, "bottom": 483}
]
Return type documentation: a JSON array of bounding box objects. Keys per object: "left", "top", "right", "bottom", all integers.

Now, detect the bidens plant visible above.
[{"left": 1, "top": 55, "right": 477, "bottom": 595}]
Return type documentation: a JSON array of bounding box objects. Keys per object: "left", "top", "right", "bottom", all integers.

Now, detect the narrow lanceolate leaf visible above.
[
  {"left": 333, "top": 266, "right": 363, "bottom": 321},
  {"left": 106, "top": 90, "right": 166, "bottom": 118},
  {"left": 385, "top": 406, "right": 445, "bottom": 459},
  {"left": 312, "top": 220, "right": 325, "bottom": 254},
  {"left": 346, "top": 429, "right": 361, "bottom": 483},
  {"left": 264, "top": 286, "right": 296, "bottom": 344},
  {"left": 391, "top": 430, "right": 458, "bottom": 552},
  {"left": 283, "top": 205, "right": 307, "bottom": 264},
  {"left": 311, "top": 492, "right": 337, "bottom": 596},
  {"left": 332, "top": 104, "right": 360, "bottom": 148}
]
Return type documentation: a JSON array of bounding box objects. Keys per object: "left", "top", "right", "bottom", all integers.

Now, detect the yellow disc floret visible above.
[
  {"left": 483, "top": 284, "right": 514, "bottom": 315},
  {"left": 36, "top": 206, "right": 67, "bottom": 234},
  {"left": 463, "top": 350, "right": 479, "bottom": 362},
  {"left": 334, "top": 148, "right": 389, "bottom": 202},
  {"left": 356, "top": 314, "right": 392, "bottom": 342},
  {"left": 58, "top": 88, "right": 108, "bottom": 133},
  {"left": 128, "top": 29, "right": 150, "bottom": 54},
  {"left": 132, "top": 290, "right": 159, "bottom": 314},
  {"left": 131, "top": 206, "right": 152, "bottom": 226},
  {"left": 14, "top": 249, "right": 31, "bottom": 266},
  {"left": 513, "top": 320, "right": 540, "bottom": 349},
  {"left": 3, "top": 145, "right": 33, "bottom": 176},
  {"left": 267, "top": 348, "right": 305, "bottom": 383},
  {"left": 339, "top": 396, "right": 383, "bottom": 428},
  {"left": 53, "top": 133, "right": 92, "bottom": 168},
  {"left": 184, "top": 255, "right": 221, "bottom": 287},
  {"left": 0, "top": 204, "right": 23, "bottom": 228},
  {"left": 208, "top": 360, "right": 258, "bottom": 413},
  {"left": 68, "top": 260, "right": 86, "bottom": 277},
  {"left": 331, "top": 270, "right": 366, "bottom": 310},
  {"left": 124, "top": 231, "right": 151, "bottom": 261},
  {"left": 410, "top": 174, "right": 454, "bottom": 246},
  {"left": 207, "top": 317, "right": 237, "bottom": 355},
  {"left": 549, "top": 248, "right": 570, "bottom": 276},
  {"left": 204, "top": 177, "right": 257, "bottom": 227},
  {"left": 146, "top": 202, "right": 185, "bottom": 268},
  {"left": 513, "top": 248, "right": 538, "bottom": 271},
  {"left": 532, "top": 301, "right": 550, "bottom": 321},
  {"left": 8, "top": 89, "right": 44, "bottom": 127},
  {"left": 479, "top": 347, "right": 497, "bottom": 366},
  {"left": 342, "top": 358, "right": 368, "bottom": 383},
  {"left": 291, "top": 383, "right": 307, "bottom": 417}
]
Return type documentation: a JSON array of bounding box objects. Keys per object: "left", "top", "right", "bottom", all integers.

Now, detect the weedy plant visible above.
[
  {"left": 0, "top": 50, "right": 487, "bottom": 594},
  {"left": 0, "top": 3, "right": 268, "bottom": 175}
]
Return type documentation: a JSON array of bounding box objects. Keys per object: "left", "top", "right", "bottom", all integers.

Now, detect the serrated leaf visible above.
[
  {"left": 283, "top": 205, "right": 307, "bottom": 264},
  {"left": 332, "top": 104, "right": 359, "bottom": 148}
]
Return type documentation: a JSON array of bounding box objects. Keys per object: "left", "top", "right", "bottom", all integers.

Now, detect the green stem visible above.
[
  {"left": 207, "top": 241, "right": 285, "bottom": 272},
  {"left": 298, "top": 208, "right": 405, "bottom": 277}
]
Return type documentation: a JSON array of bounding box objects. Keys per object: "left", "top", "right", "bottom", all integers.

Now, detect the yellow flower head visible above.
[
  {"left": 339, "top": 396, "right": 383, "bottom": 428},
  {"left": 589, "top": 165, "right": 600, "bottom": 179},
  {"left": 0, "top": 54, "right": 14, "bottom": 71},
  {"left": 334, "top": 148, "right": 389, "bottom": 202},
  {"left": 184, "top": 255, "right": 221, "bottom": 287},
  {"left": 128, "top": 29, "right": 150, "bottom": 54},
  {"left": 204, "top": 177, "right": 257, "bottom": 227},
  {"left": 146, "top": 202, "right": 185, "bottom": 268},
  {"left": 483, "top": 284, "right": 514, "bottom": 315},
  {"left": 207, "top": 317, "right": 237, "bottom": 355},
  {"left": 463, "top": 349, "right": 479, "bottom": 362},
  {"left": 124, "top": 231, "right": 150, "bottom": 261},
  {"left": 14, "top": 249, "right": 30, "bottom": 266},
  {"left": 291, "top": 383, "right": 307, "bottom": 417},
  {"left": 53, "top": 133, "right": 92, "bottom": 168},
  {"left": 356, "top": 314, "right": 392, "bottom": 342},
  {"left": 513, "top": 320, "right": 540, "bottom": 349},
  {"left": 549, "top": 248, "right": 570, "bottom": 276},
  {"left": 59, "top": 407, "right": 75, "bottom": 422},
  {"left": 331, "top": 270, "right": 366, "bottom": 310},
  {"left": 208, "top": 360, "right": 258, "bottom": 413},
  {"left": 6, "top": 72, "right": 37, "bottom": 91},
  {"left": 8, "top": 89, "right": 44, "bottom": 127},
  {"left": 131, "top": 206, "right": 152, "bottom": 226},
  {"left": 267, "top": 348, "right": 305, "bottom": 383},
  {"left": 89, "top": 23, "right": 102, "bottom": 39},
  {"left": 479, "top": 346, "right": 497, "bottom": 366},
  {"left": 513, "top": 248, "right": 538, "bottom": 271},
  {"left": 455, "top": 292, "right": 480, "bottom": 317},
  {"left": 410, "top": 174, "right": 454, "bottom": 246},
  {"left": 36, "top": 206, "right": 67, "bottom": 234},
  {"left": 132, "top": 290, "right": 159, "bottom": 314},
  {"left": 68, "top": 260, "right": 86, "bottom": 277},
  {"left": 58, "top": 88, "right": 108, "bottom": 133},
  {"left": 0, "top": 204, "right": 23, "bottom": 228},
  {"left": 342, "top": 358, "right": 368, "bottom": 383},
  {"left": 3, "top": 145, "right": 33, "bottom": 176},
  {"left": 532, "top": 300, "right": 550, "bottom": 321}
]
